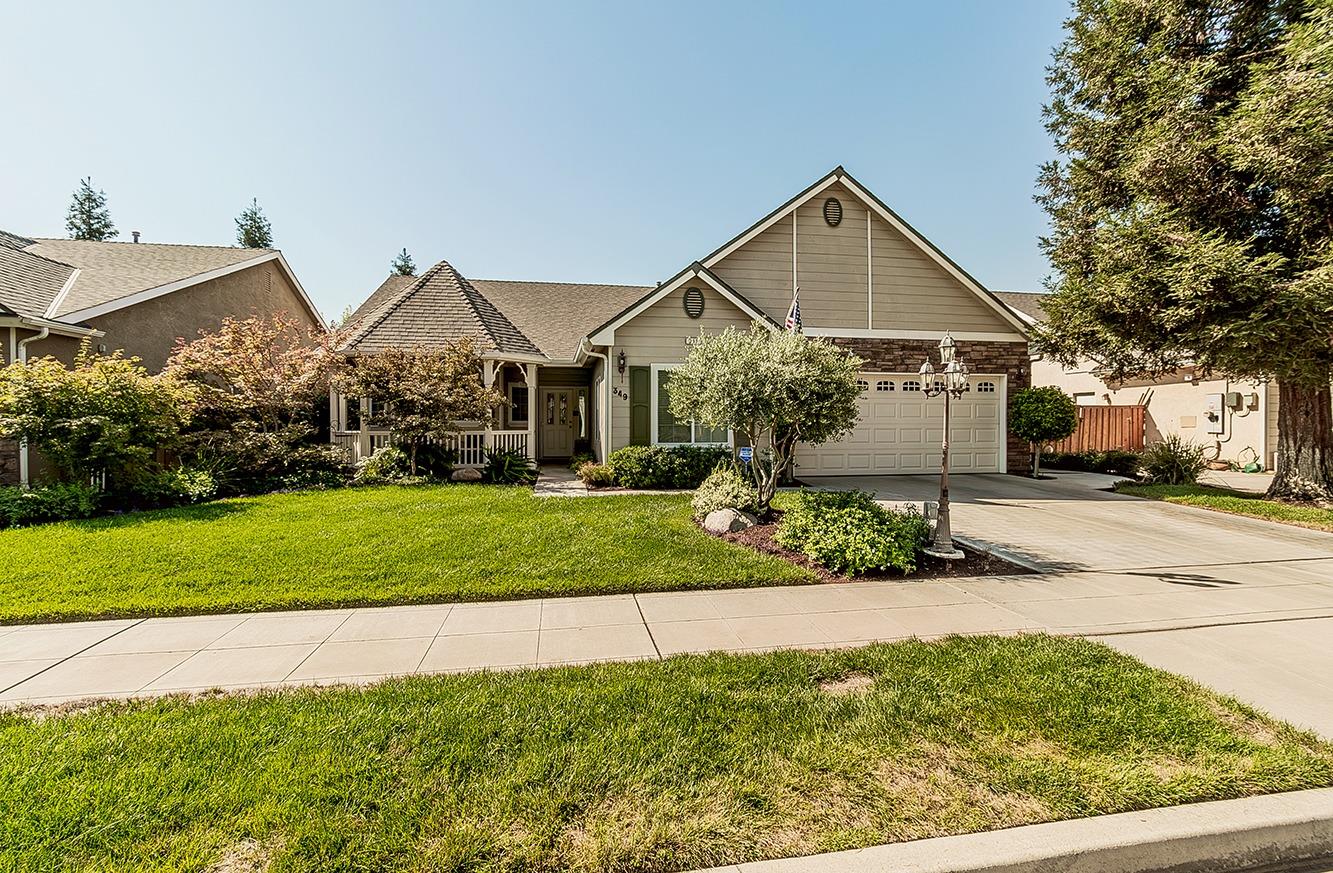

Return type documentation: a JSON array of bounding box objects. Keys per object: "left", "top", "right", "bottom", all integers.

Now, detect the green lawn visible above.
[
  {"left": 0, "top": 485, "right": 812, "bottom": 624},
  {"left": 2, "top": 636, "right": 1329, "bottom": 872},
  {"left": 1116, "top": 483, "right": 1333, "bottom": 533}
]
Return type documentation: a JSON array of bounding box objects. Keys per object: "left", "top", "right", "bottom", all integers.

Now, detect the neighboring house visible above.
[
  {"left": 995, "top": 290, "right": 1276, "bottom": 470},
  {"left": 335, "top": 167, "right": 1031, "bottom": 475},
  {"left": 0, "top": 231, "right": 323, "bottom": 484}
]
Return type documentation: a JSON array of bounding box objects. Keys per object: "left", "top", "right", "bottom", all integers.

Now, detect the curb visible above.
[{"left": 692, "top": 788, "right": 1333, "bottom": 873}]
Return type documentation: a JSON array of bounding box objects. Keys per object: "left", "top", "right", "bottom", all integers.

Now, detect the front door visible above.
[{"left": 540, "top": 388, "right": 575, "bottom": 459}]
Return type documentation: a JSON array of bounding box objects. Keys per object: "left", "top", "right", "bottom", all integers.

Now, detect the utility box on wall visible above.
[{"left": 1204, "top": 393, "right": 1225, "bottom": 435}]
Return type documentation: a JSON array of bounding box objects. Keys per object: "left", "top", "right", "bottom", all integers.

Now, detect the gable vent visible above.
[
  {"left": 682, "top": 286, "right": 705, "bottom": 319},
  {"left": 823, "top": 197, "right": 842, "bottom": 227}
]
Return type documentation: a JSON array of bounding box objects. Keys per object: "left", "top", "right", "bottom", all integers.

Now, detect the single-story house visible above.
[
  {"left": 995, "top": 290, "right": 1276, "bottom": 470},
  {"left": 0, "top": 231, "right": 323, "bottom": 484},
  {"left": 335, "top": 167, "right": 1031, "bottom": 475}
]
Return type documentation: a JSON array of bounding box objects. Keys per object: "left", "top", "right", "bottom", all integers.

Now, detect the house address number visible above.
[{"left": 612, "top": 386, "right": 629, "bottom": 401}]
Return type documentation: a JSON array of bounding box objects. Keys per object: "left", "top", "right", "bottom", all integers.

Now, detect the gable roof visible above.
[
  {"left": 0, "top": 232, "right": 323, "bottom": 327},
  {"left": 587, "top": 262, "right": 781, "bottom": 345},
  {"left": 338, "top": 259, "right": 541, "bottom": 357},
  {"left": 992, "top": 290, "right": 1048, "bottom": 325},
  {"left": 699, "top": 166, "right": 1029, "bottom": 335}
]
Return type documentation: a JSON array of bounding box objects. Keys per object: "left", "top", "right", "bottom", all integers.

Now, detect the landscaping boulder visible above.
[
  {"left": 703, "top": 508, "right": 759, "bottom": 534},
  {"left": 451, "top": 467, "right": 483, "bottom": 482}
]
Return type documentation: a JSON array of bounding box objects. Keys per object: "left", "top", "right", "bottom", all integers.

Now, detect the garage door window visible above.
[{"left": 652, "top": 366, "right": 729, "bottom": 446}]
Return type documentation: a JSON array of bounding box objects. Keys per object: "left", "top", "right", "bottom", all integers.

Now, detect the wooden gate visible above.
[{"left": 1049, "top": 405, "right": 1145, "bottom": 453}]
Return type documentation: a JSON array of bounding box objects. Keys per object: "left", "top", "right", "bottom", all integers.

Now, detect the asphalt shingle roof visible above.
[
  {"left": 471, "top": 279, "right": 650, "bottom": 360},
  {"left": 993, "top": 290, "right": 1049, "bottom": 323},
  {"left": 25, "top": 239, "right": 270, "bottom": 318},
  {"left": 0, "top": 245, "right": 77, "bottom": 318},
  {"left": 340, "top": 260, "right": 541, "bottom": 357}
]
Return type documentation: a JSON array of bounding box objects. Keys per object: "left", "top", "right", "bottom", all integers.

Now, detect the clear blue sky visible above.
[{"left": 0, "top": 0, "right": 1069, "bottom": 321}]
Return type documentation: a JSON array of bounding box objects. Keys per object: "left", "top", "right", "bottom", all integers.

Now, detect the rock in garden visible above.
[
  {"left": 451, "top": 468, "right": 483, "bottom": 482},
  {"left": 703, "top": 508, "right": 759, "bottom": 534}
]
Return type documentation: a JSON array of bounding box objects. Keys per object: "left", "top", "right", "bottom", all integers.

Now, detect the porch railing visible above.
[{"left": 331, "top": 429, "right": 530, "bottom": 468}]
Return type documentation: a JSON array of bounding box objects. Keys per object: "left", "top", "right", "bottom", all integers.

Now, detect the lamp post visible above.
[{"left": 919, "top": 332, "right": 968, "bottom": 559}]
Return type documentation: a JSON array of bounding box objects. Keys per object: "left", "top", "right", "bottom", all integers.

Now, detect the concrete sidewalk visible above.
[{"left": 6, "top": 555, "right": 1333, "bottom": 719}]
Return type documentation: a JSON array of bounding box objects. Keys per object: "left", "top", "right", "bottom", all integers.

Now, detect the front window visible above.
[
  {"left": 509, "top": 385, "right": 529, "bottom": 425},
  {"left": 653, "top": 367, "right": 728, "bottom": 446}
]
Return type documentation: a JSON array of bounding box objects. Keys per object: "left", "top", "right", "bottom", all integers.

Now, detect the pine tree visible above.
[
  {"left": 234, "top": 198, "right": 274, "bottom": 248},
  {"left": 65, "top": 177, "right": 118, "bottom": 241},
  {"left": 1037, "top": 0, "right": 1333, "bottom": 501},
  {"left": 390, "top": 248, "right": 416, "bottom": 276}
]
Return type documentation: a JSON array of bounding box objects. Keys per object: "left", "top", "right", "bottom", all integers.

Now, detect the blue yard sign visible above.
[{"left": 738, "top": 446, "right": 753, "bottom": 463}]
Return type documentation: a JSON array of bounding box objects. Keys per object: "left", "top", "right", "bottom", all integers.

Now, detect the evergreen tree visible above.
[
  {"left": 65, "top": 177, "right": 118, "bottom": 241},
  {"left": 234, "top": 198, "right": 274, "bottom": 248},
  {"left": 390, "top": 248, "right": 416, "bottom": 276},
  {"left": 1037, "top": 0, "right": 1333, "bottom": 501}
]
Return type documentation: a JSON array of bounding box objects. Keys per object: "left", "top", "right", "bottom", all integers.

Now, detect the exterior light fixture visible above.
[
  {"left": 918, "top": 332, "right": 970, "bottom": 560},
  {"left": 616, "top": 350, "right": 627, "bottom": 377}
]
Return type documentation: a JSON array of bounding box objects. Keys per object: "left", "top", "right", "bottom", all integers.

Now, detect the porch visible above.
[{"left": 328, "top": 360, "right": 600, "bottom": 468}]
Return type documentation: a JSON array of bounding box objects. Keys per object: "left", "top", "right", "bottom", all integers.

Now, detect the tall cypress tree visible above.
[
  {"left": 65, "top": 177, "right": 118, "bottom": 241},
  {"left": 1037, "top": 0, "right": 1333, "bottom": 500},
  {"left": 390, "top": 248, "right": 416, "bottom": 276},
  {"left": 234, "top": 198, "right": 274, "bottom": 248}
]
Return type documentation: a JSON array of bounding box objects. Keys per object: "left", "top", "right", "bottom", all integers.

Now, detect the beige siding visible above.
[
  {"left": 609, "top": 283, "right": 755, "bottom": 451},
  {"left": 710, "top": 182, "right": 1015, "bottom": 334}
]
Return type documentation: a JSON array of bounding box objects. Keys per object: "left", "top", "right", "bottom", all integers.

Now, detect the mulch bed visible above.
[{"left": 718, "top": 518, "right": 1032, "bottom": 583}]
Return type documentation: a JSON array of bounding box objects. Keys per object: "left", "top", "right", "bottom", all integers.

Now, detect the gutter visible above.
[
  {"left": 579, "top": 338, "right": 612, "bottom": 462},
  {"left": 0, "top": 315, "right": 103, "bottom": 339}
]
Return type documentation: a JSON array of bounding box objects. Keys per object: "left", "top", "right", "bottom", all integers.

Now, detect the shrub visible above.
[
  {"left": 1140, "top": 435, "right": 1207, "bottom": 485},
  {"left": 775, "top": 490, "right": 930, "bottom": 576},
  {"left": 568, "top": 452, "right": 596, "bottom": 472},
  {"left": 577, "top": 463, "right": 616, "bottom": 487},
  {"left": 0, "top": 482, "right": 101, "bottom": 529},
  {"left": 1096, "top": 449, "right": 1142, "bottom": 476},
  {"left": 1041, "top": 449, "right": 1141, "bottom": 476},
  {"left": 1009, "top": 387, "right": 1078, "bottom": 477},
  {"left": 607, "top": 445, "right": 731, "bottom": 489},
  {"left": 189, "top": 426, "right": 350, "bottom": 495},
  {"left": 691, "top": 465, "right": 760, "bottom": 520},
  {"left": 354, "top": 445, "right": 411, "bottom": 484},
  {"left": 113, "top": 467, "right": 218, "bottom": 509},
  {"left": 482, "top": 448, "right": 538, "bottom": 485}
]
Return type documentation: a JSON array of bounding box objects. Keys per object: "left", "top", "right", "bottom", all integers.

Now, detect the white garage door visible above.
[{"left": 796, "top": 373, "right": 1004, "bottom": 475}]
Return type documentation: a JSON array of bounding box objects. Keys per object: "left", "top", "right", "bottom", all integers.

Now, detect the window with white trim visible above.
[
  {"left": 976, "top": 381, "right": 997, "bottom": 393},
  {"left": 508, "top": 384, "right": 529, "bottom": 425},
  {"left": 902, "top": 379, "right": 921, "bottom": 392},
  {"left": 875, "top": 380, "right": 894, "bottom": 392},
  {"left": 652, "top": 366, "right": 728, "bottom": 446},
  {"left": 855, "top": 379, "right": 869, "bottom": 391}
]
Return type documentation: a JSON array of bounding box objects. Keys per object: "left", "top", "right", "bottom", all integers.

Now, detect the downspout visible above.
[
  {"left": 15, "top": 328, "right": 50, "bottom": 487},
  {"left": 581, "top": 340, "right": 612, "bottom": 463}
]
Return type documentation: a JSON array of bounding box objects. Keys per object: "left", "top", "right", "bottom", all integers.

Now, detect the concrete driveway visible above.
[{"left": 803, "top": 471, "right": 1333, "bottom": 737}]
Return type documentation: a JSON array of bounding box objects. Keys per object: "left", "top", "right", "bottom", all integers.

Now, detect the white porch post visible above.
[
  {"left": 357, "top": 396, "right": 371, "bottom": 461},
  {"left": 525, "top": 363, "right": 539, "bottom": 462},
  {"left": 482, "top": 360, "right": 499, "bottom": 453}
]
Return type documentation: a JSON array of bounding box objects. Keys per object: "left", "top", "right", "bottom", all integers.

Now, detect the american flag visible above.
[{"left": 784, "top": 286, "right": 802, "bottom": 332}]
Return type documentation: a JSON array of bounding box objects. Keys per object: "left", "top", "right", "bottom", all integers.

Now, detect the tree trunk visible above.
[
  {"left": 1031, "top": 443, "right": 1042, "bottom": 479},
  {"left": 1267, "top": 381, "right": 1333, "bottom": 502},
  {"left": 409, "top": 442, "right": 418, "bottom": 477}
]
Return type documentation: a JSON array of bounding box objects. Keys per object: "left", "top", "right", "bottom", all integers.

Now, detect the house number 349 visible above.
[{"left": 612, "top": 386, "right": 629, "bottom": 401}]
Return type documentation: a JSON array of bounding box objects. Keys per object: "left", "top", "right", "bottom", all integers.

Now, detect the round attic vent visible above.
[
  {"left": 683, "top": 286, "right": 705, "bottom": 319},
  {"left": 823, "top": 197, "right": 843, "bottom": 227}
]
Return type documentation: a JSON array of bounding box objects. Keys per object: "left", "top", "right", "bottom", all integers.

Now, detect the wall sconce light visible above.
[{"left": 616, "top": 350, "right": 626, "bottom": 377}]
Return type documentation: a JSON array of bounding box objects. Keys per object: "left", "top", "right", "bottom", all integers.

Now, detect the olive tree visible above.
[
  {"left": 1008, "top": 386, "right": 1078, "bottom": 479},
  {"left": 666, "top": 324, "right": 862, "bottom": 515},
  {"left": 334, "top": 339, "right": 505, "bottom": 475}
]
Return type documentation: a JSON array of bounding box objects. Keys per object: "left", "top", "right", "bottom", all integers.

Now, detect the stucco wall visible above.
[
  {"left": 831, "top": 337, "right": 1031, "bottom": 475},
  {"left": 1033, "top": 357, "right": 1272, "bottom": 469}
]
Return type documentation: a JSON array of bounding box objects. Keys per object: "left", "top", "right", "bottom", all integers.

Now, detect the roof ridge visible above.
[
  {"left": 451, "top": 267, "right": 540, "bottom": 354},
  {"left": 343, "top": 262, "right": 441, "bottom": 348},
  {"left": 472, "top": 278, "right": 652, "bottom": 289},
  {"left": 33, "top": 237, "right": 275, "bottom": 253}
]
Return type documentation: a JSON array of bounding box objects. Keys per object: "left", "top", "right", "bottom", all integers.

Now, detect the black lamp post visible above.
[{"left": 919, "top": 332, "right": 968, "bottom": 559}]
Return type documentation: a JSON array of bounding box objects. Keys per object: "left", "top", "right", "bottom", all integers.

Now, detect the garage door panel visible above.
[{"left": 797, "top": 373, "right": 1003, "bottom": 476}]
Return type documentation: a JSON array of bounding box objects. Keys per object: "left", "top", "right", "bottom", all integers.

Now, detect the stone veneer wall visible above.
[
  {"left": 829, "top": 338, "right": 1032, "bottom": 475},
  {"left": 0, "top": 439, "right": 18, "bottom": 486}
]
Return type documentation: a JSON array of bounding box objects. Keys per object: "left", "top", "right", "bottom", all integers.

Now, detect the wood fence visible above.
[{"left": 1048, "top": 405, "right": 1146, "bottom": 454}]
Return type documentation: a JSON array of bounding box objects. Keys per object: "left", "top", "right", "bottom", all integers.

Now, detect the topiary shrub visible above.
[
  {"left": 1009, "top": 387, "right": 1079, "bottom": 478},
  {"left": 1140, "top": 435, "right": 1207, "bottom": 485},
  {"left": 576, "top": 462, "right": 615, "bottom": 487},
  {"left": 775, "top": 490, "right": 930, "bottom": 576},
  {"left": 691, "top": 465, "right": 759, "bottom": 520}
]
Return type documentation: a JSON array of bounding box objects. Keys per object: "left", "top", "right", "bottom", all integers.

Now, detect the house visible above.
[
  {"left": 0, "top": 231, "right": 323, "bottom": 484},
  {"left": 334, "top": 167, "right": 1031, "bottom": 474},
  {"left": 995, "top": 290, "right": 1276, "bottom": 470}
]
